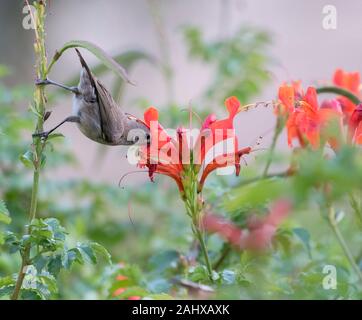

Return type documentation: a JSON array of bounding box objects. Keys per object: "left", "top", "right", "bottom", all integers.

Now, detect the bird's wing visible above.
[{"left": 75, "top": 48, "right": 126, "bottom": 143}]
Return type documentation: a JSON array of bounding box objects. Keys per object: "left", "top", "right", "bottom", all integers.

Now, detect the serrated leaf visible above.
[
  {"left": 78, "top": 243, "right": 97, "bottom": 264},
  {"left": 0, "top": 200, "right": 11, "bottom": 224},
  {"left": 65, "top": 247, "right": 84, "bottom": 267},
  {"left": 38, "top": 274, "right": 58, "bottom": 294},
  {"left": 48, "top": 255, "right": 62, "bottom": 277}
]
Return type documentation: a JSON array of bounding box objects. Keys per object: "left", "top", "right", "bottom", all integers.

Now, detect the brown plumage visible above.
[
  {"left": 34, "top": 49, "right": 149, "bottom": 146},
  {"left": 73, "top": 49, "right": 149, "bottom": 145}
]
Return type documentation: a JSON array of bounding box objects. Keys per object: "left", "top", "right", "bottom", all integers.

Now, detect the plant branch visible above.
[
  {"left": 316, "top": 86, "right": 361, "bottom": 105},
  {"left": 184, "top": 168, "right": 213, "bottom": 281},
  {"left": 213, "top": 245, "right": 231, "bottom": 270},
  {"left": 327, "top": 206, "right": 362, "bottom": 285},
  {"left": 349, "top": 193, "right": 362, "bottom": 227},
  {"left": 11, "top": 0, "right": 48, "bottom": 300},
  {"left": 262, "top": 116, "right": 283, "bottom": 177}
]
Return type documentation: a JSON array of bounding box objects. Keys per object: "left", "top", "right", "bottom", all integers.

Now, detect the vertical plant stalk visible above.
[
  {"left": 349, "top": 193, "right": 362, "bottom": 227},
  {"left": 262, "top": 116, "right": 283, "bottom": 177},
  {"left": 11, "top": 0, "right": 48, "bottom": 300},
  {"left": 327, "top": 206, "right": 362, "bottom": 284},
  {"left": 184, "top": 168, "right": 213, "bottom": 280}
]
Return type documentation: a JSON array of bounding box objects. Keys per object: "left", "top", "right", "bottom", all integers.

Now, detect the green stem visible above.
[
  {"left": 349, "top": 193, "right": 362, "bottom": 227},
  {"left": 213, "top": 245, "right": 231, "bottom": 270},
  {"left": 262, "top": 116, "right": 283, "bottom": 177},
  {"left": 184, "top": 167, "right": 213, "bottom": 281},
  {"left": 327, "top": 206, "right": 362, "bottom": 284},
  {"left": 316, "top": 86, "right": 361, "bottom": 105},
  {"left": 11, "top": 0, "right": 48, "bottom": 300},
  {"left": 194, "top": 225, "right": 213, "bottom": 278}
]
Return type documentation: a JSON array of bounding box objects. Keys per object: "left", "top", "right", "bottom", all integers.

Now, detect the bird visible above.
[{"left": 34, "top": 48, "right": 150, "bottom": 146}]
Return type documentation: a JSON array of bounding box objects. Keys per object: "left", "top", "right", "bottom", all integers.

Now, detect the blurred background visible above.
[
  {"left": 2, "top": 0, "right": 362, "bottom": 183},
  {"left": 1, "top": 0, "right": 362, "bottom": 299}
]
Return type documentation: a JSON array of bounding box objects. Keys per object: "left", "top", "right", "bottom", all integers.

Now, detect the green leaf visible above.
[
  {"left": 225, "top": 178, "right": 288, "bottom": 212},
  {"left": 188, "top": 265, "right": 210, "bottom": 282},
  {"left": 0, "top": 285, "right": 15, "bottom": 298},
  {"left": 4, "top": 231, "right": 21, "bottom": 253},
  {"left": 21, "top": 288, "right": 44, "bottom": 300},
  {"left": 293, "top": 227, "right": 312, "bottom": 258},
  {"left": 78, "top": 243, "right": 97, "bottom": 264},
  {"left": 48, "top": 255, "right": 63, "bottom": 276},
  {"left": 47, "top": 133, "right": 65, "bottom": 140},
  {"left": 65, "top": 248, "right": 84, "bottom": 267},
  {"left": 48, "top": 40, "right": 134, "bottom": 84},
  {"left": 0, "top": 200, "right": 11, "bottom": 224},
  {"left": 0, "top": 276, "right": 15, "bottom": 288},
  {"left": 20, "top": 150, "right": 34, "bottom": 168},
  {"left": 90, "top": 242, "right": 112, "bottom": 265},
  {"left": 38, "top": 274, "right": 58, "bottom": 294}
]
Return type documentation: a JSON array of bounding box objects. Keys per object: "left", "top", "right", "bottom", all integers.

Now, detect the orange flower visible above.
[
  {"left": 278, "top": 85, "right": 343, "bottom": 150},
  {"left": 333, "top": 69, "right": 361, "bottom": 116},
  {"left": 138, "top": 97, "right": 251, "bottom": 195}
]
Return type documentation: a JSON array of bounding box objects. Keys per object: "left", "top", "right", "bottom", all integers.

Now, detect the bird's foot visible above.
[
  {"left": 32, "top": 131, "right": 50, "bottom": 140},
  {"left": 35, "top": 78, "right": 50, "bottom": 86}
]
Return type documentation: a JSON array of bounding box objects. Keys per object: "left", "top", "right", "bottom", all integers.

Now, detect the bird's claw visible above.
[
  {"left": 35, "top": 78, "right": 49, "bottom": 86},
  {"left": 32, "top": 131, "right": 49, "bottom": 140}
]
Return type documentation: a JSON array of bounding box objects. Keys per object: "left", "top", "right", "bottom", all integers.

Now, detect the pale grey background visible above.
[{"left": 1, "top": 0, "right": 361, "bottom": 184}]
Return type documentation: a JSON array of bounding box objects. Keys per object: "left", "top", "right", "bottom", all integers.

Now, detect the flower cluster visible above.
[
  {"left": 137, "top": 96, "right": 251, "bottom": 197},
  {"left": 277, "top": 69, "right": 362, "bottom": 149}
]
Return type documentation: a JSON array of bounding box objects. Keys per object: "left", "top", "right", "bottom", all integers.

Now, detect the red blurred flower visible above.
[
  {"left": 138, "top": 97, "right": 251, "bottom": 196},
  {"left": 333, "top": 69, "right": 361, "bottom": 116},
  {"left": 113, "top": 287, "right": 126, "bottom": 297},
  {"left": 349, "top": 104, "right": 362, "bottom": 144},
  {"left": 202, "top": 199, "right": 291, "bottom": 251},
  {"left": 116, "top": 275, "right": 128, "bottom": 281}
]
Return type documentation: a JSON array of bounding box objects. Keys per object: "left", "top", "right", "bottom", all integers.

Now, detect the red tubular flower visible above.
[
  {"left": 278, "top": 84, "right": 343, "bottom": 150},
  {"left": 333, "top": 69, "right": 361, "bottom": 116},
  {"left": 137, "top": 97, "right": 251, "bottom": 196}
]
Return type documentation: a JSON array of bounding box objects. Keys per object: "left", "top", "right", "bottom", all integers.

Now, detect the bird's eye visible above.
[{"left": 133, "top": 136, "right": 140, "bottom": 143}]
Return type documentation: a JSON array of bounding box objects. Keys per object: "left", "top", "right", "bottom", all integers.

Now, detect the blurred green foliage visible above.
[
  {"left": 183, "top": 25, "right": 271, "bottom": 105},
  {"left": 1, "top": 16, "right": 362, "bottom": 300}
]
